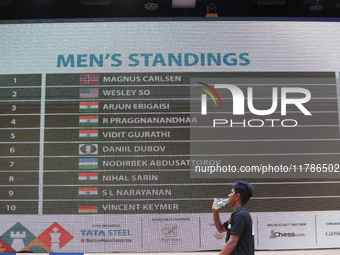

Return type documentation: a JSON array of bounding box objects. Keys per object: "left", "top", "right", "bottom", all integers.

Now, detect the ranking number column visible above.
[{"left": 0, "top": 74, "right": 42, "bottom": 214}]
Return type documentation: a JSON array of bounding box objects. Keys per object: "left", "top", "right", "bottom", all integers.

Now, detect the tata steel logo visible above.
[{"left": 197, "top": 83, "right": 312, "bottom": 127}]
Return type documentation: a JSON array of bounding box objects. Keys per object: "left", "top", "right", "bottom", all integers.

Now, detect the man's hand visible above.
[
  {"left": 212, "top": 201, "right": 227, "bottom": 233},
  {"left": 212, "top": 201, "right": 226, "bottom": 212}
]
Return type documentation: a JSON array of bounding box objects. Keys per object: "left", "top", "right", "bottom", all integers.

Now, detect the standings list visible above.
[
  {"left": 0, "top": 73, "right": 217, "bottom": 215},
  {"left": 1, "top": 72, "right": 339, "bottom": 215}
]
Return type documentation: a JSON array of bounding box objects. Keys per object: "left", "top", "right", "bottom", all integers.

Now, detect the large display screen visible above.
[{"left": 1, "top": 19, "right": 340, "bottom": 253}]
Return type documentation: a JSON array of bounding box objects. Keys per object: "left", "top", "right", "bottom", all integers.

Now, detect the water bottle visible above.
[{"left": 214, "top": 198, "right": 229, "bottom": 207}]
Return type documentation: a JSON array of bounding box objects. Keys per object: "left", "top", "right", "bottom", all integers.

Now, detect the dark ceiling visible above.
[{"left": 0, "top": 0, "right": 339, "bottom": 21}]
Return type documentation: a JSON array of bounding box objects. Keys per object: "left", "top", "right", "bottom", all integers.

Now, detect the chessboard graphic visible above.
[{"left": 0, "top": 222, "right": 73, "bottom": 252}]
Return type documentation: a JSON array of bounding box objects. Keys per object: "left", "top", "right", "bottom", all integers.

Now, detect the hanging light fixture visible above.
[
  {"left": 144, "top": 2, "right": 159, "bottom": 10},
  {"left": 305, "top": 0, "right": 326, "bottom": 11},
  {"left": 205, "top": 0, "right": 217, "bottom": 17}
]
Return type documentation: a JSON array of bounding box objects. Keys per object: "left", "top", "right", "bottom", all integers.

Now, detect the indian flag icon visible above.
[
  {"left": 79, "top": 158, "right": 98, "bottom": 169},
  {"left": 80, "top": 102, "right": 99, "bottom": 113},
  {"left": 79, "top": 116, "right": 98, "bottom": 126},
  {"left": 79, "top": 130, "right": 98, "bottom": 139},
  {"left": 78, "top": 206, "right": 98, "bottom": 213},
  {"left": 78, "top": 173, "right": 98, "bottom": 182},
  {"left": 78, "top": 187, "right": 98, "bottom": 197}
]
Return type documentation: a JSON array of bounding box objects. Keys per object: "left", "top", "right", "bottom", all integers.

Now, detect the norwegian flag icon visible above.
[{"left": 80, "top": 74, "right": 99, "bottom": 85}]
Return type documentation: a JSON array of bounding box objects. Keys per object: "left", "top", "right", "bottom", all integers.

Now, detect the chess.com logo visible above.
[
  {"left": 197, "top": 83, "right": 312, "bottom": 128},
  {"left": 0, "top": 222, "right": 73, "bottom": 253}
]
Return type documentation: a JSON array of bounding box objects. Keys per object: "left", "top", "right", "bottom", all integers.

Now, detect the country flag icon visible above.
[
  {"left": 79, "top": 88, "right": 99, "bottom": 98},
  {"left": 78, "top": 172, "right": 99, "bottom": 182},
  {"left": 79, "top": 144, "right": 98, "bottom": 155},
  {"left": 78, "top": 158, "right": 98, "bottom": 169},
  {"left": 78, "top": 187, "right": 98, "bottom": 197},
  {"left": 78, "top": 206, "right": 98, "bottom": 213},
  {"left": 80, "top": 102, "right": 99, "bottom": 113},
  {"left": 79, "top": 130, "right": 99, "bottom": 139},
  {"left": 79, "top": 116, "right": 98, "bottom": 126},
  {"left": 80, "top": 74, "right": 99, "bottom": 85}
]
